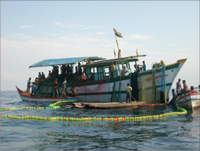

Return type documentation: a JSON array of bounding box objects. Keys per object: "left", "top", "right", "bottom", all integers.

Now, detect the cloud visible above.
[
  {"left": 19, "top": 25, "right": 33, "bottom": 28},
  {"left": 129, "top": 34, "right": 151, "bottom": 40},
  {"left": 54, "top": 21, "right": 83, "bottom": 28},
  {"left": 67, "top": 24, "right": 83, "bottom": 28},
  {"left": 1, "top": 31, "right": 198, "bottom": 90},
  {"left": 44, "top": 32, "right": 59, "bottom": 36},
  {"left": 55, "top": 21, "right": 67, "bottom": 28},
  {"left": 96, "top": 32, "right": 106, "bottom": 35}
]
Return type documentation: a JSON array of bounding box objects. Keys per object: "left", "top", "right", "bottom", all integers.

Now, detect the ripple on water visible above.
[{"left": 0, "top": 91, "right": 200, "bottom": 150}]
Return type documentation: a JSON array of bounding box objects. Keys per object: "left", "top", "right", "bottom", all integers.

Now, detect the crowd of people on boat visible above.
[
  {"left": 26, "top": 60, "right": 148, "bottom": 98},
  {"left": 168, "top": 78, "right": 200, "bottom": 107},
  {"left": 176, "top": 79, "right": 199, "bottom": 95},
  {"left": 134, "top": 61, "right": 146, "bottom": 73}
]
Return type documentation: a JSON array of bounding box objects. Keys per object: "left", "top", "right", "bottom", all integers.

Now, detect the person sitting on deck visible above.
[
  {"left": 180, "top": 80, "right": 188, "bottom": 93},
  {"left": 121, "top": 66, "right": 128, "bottom": 76},
  {"left": 48, "top": 70, "right": 52, "bottom": 78},
  {"left": 188, "top": 86, "right": 196, "bottom": 93},
  {"left": 81, "top": 72, "right": 86, "bottom": 80},
  {"left": 70, "top": 88, "right": 78, "bottom": 96},
  {"left": 134, "top": 64, "right": 140, "bottom": 73}
]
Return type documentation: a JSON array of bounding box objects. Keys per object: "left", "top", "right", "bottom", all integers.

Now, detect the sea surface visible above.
[{"left": 0, "top": 91, "right": 199, "bottom": 151}]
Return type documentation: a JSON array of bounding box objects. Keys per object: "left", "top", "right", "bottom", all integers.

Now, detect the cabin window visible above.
[
  {"left": 91, "top": 67, "right": 97, "bottom": 73},
  {"left": 118, "top": 64, "right": 122, "bottom": 71},
  {"left": 86, "top": 67, "right": 91, "bottom": 75},
  {"left": 104, "top": 66, "right": 110, "bottom": 77},
  {"left": 97, "top": 67, "right": 104, "bottom": 80},
  {"left": 97, "top": 67, "right": 103, "bottom": 73},
  {"left": 89, "top": 67, "right": 104, "bottom": 81},
  {"left": 115, "top": 64, "right": 121, "bottom": 76}
]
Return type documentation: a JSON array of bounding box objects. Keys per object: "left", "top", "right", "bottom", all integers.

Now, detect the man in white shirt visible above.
[
  {"left": 121, "top": 66, "right": 128, "bottom": 76},
  {"left": 61, "top": 78, "right": 67, "bottom": 98}
]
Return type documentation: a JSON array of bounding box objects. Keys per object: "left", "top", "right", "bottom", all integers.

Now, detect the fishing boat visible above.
[
  {"left": 16, "top": 56, "right": 187, "bottom": 103},
  {"left": 176, "top": 92, "right": 200, "bottom": 110}
]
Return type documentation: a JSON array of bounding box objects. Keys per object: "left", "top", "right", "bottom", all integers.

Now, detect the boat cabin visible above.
[
  {"left": 29, "top": 56, "right": 141, "bottom": 83},
  {"left": 80, "top": 56, "right": 139, "bottom": 81}
]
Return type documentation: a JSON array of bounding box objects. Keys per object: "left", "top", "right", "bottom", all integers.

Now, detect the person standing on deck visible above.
[
  {"left": 142, "top": 61, "right": 146, "bottom": 71},
  {"left": 199, "top": 85, "right": 200, "bottom": 92},
  {"left": 110, "top": 62, "right": 115, "bottom": 78},
  {"left": 61, "top": 78, "right": 67, "bottom": 98},
  {"left": 53, "top": 79, "right": 59, "bottom": 98},
  {"left": 66, "top": 65, "right": 70, "bottom": 75},
  {"left": 78, "top": 63, "right": 82, "bottom": 80},
  {"left": 31, "top": 82, "right": 37, "bottom": 96},
  {"left": 176, "top": 79, "right": 182, "bottom": 95},
  {"left": 168, "top": 89, "right": 176, "bottom": 107},
  {"left": 38, "top": 72, "right": 42, "bottom": 80},
  {"left": 75, "top": 66, "right": 78, "bottom": 77},
  {"left": 27, "top": 77, "right": 31, "bottom": 91},
  {"left": 42, "top": 72, "right": 45, "bottom": 80},
  {"left": 126, "top": 83, "right": 132, "bottom": 103},
  {"left": 180, "top": 80, "right": 188, "bottom": 93}
]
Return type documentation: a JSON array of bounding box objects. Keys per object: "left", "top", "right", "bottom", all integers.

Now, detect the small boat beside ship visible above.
[{"left": 175, "top": 92, "right": 200, "bottom": 110}]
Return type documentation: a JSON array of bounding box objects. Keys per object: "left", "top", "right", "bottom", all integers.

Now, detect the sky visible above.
[{"left": 1, "top": 1, "right": 199, "bottom": 92}]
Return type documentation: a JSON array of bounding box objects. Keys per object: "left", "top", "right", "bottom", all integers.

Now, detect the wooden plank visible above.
[{"left": 72, "top": 102, "right": 145, "bottom": 109}]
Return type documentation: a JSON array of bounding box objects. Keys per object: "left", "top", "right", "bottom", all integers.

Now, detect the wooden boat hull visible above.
[
  {"left": 16, "top": 86, "right": 77, "bottom": 102},
  {"left": 138, "top": 59, "right": 187, "bottom": 103}
]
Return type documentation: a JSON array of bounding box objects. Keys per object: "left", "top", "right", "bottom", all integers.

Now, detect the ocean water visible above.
[{"left": 0, "top": 91, "right": 199, "bottom": 151}]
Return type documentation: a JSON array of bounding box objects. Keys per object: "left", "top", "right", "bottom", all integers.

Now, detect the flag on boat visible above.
[
  {"left": 116, "top": 38, "right": 119, "bottom": 48},
  {"left": 118, "top": 49, "right": 121, "bottom": 58},
  {"left": 114, "top": 49, "right": 117, "bottom": 58},
  {"left": 113, "top": 28, "right": 123, "bottom": 38},
  {"left": 136, "top": 48, "right": 139, "bottom": 56}
]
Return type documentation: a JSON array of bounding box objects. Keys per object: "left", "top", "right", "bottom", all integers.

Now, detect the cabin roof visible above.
[
  {"left": 29, "top": 56, "right": 105, "bottom": 68},
  {"left": 80, "top": 55, "right": 145, "bottom": 68}
]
